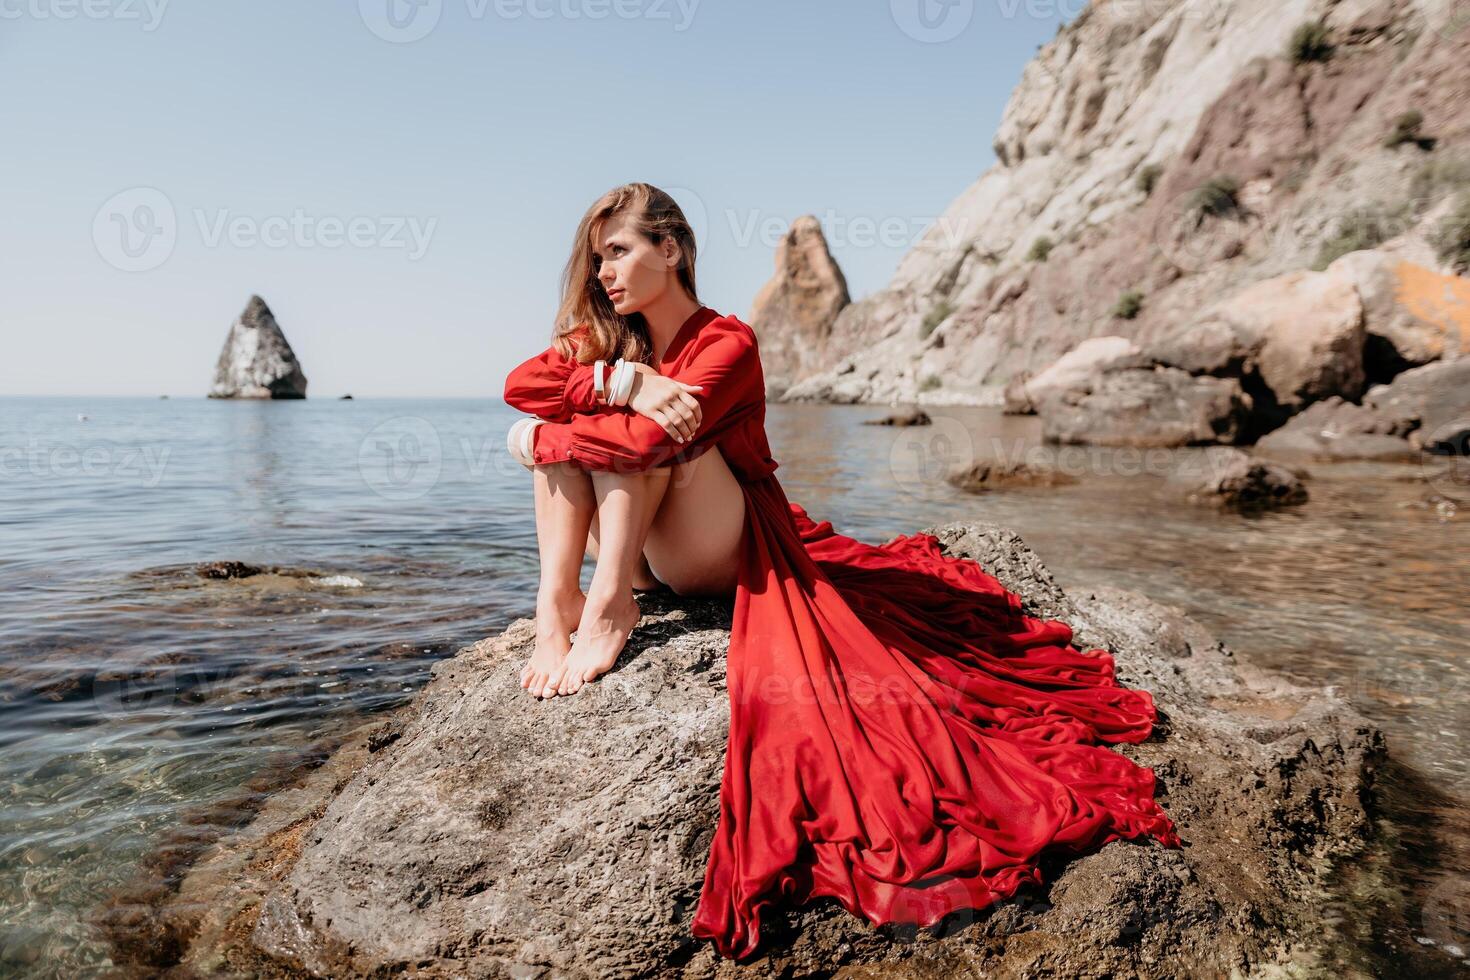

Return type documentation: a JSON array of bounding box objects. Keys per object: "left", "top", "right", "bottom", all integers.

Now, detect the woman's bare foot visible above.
[
  {"left": 550, "top": 586, "right": 641, "bottom": 696},
  {"left": 521, "top": 587, "right": 586, "bottom": 699}
]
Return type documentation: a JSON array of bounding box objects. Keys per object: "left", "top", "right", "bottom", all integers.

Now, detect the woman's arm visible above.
[
  {"left": 526, "top": 325, "right": 761, "bottom": 473},
  {"left": 502, "top": 332, "right": 603, "bottom": 423}
]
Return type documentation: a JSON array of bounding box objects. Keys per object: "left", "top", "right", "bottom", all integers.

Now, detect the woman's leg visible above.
[
  {"left": 541, "top": 464, "right": 672, "bottom": 697},
  {"left": 585, "top": 513, "right": 663, "bottom": 591},
  {"left": 519, "top": 460, "right": 596, "bottom": 696},
  {"left": 553, "top": 445, "right": 746, "bottom": 696}
]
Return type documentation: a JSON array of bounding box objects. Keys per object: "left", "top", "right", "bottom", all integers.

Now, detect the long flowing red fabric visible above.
[{"left": 505, "top": 306, "right": 1181, "bottom": 960}]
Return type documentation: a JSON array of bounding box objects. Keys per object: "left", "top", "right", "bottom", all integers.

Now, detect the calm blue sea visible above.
[{"left": 1, "top": 396, "right": 1466, "bottom": 975}]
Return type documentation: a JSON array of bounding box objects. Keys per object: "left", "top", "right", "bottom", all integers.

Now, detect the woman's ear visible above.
[{"left": 663, "top": 236, "right": 681, "bottom": 269}]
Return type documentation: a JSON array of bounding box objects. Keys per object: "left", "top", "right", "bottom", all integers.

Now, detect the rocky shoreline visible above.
[{"left": 100, "top": 521, "right": 1391, "bottom": 978}]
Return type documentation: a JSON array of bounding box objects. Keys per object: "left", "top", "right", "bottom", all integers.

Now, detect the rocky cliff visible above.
[
  {"left": 774, "top": 0, "right": 1470, "bottom": 441},
  {"left": 100, "top": 522, "right": 1389, "bottom": 978},
  {"left": 209, "top": 296, "right": 309, "bottom": 400}
]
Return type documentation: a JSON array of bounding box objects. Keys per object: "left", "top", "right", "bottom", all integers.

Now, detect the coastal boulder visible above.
[
  {"left": 118, "top": 522, "right": 1385, "bottom": 979},
  {"left": 1167, "top": 447, "right": 1308, "bottom": 510},
  {"left": 1257, "top": 360, "right": 1470, "bottom": 461},
  {"left": 209, "top": 296, "right": 309, "bottom": 400},
  {"left": 1039, "top": 366, "right": 1254, "bottom": 447},
  {"left": 1003, "top": 336, "right": 1151, "bottom": 415},
  {"left": 1327, "top": 252, "right": 1470, "bottom": 372}
]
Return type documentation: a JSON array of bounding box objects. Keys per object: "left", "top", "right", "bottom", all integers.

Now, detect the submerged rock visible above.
[
  {"left": 861, "top": 409, "right": 931, "bottom": 427},
  {"left": 1169, "top": 447, "right": 1309, "bottom": 510},
  {"left": 106, "top": 521, "right": 1387, "bottom": 978},
  {"left": 209, "top": 296, "right": 309, "bottom": 400},
  {"left": 946, "top": 460, "right": 1078, "bottom": 492}
]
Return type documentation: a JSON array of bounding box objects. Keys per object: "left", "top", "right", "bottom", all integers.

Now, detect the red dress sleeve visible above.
[
  {"left": 528, "top": 324, "right": 760, "bottom": 473},
  {"left": 502, "top": 330, "right": 600, "bottom": 423}
]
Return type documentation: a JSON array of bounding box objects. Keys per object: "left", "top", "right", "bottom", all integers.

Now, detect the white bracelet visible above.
[
  {"left": 611, "top": 359, "right": 636, "bottom": 406},
  {"left": 608, "top": 359, "right": 625, "bottom": 406},
  {"left": 593, "top": 359, "right": 606, "bottom": 403},
  {"left": 507, "top": 418, "right": 528, "bottom": 463},
  {"left": 506, "top": 417, "right": 546, "bottom": 466}
]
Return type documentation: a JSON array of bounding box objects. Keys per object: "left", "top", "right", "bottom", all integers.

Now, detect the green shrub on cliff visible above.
[
  {"left": 1189, "top": 176, "right": 1241, "bottom": 217},
  {"left": 920, "top": 300, "right": 954, "bottom": 340},
  {"left": 1312, "top": 206, "right": 1403, "bottom": 270},
  {"left": 1288, "top": 21, "right": 1333, "bottom": 64},
  {"left": 1136, "top": 164, "right": 1164, "bottom": 196},
  {"left": 1112, "top": 291, "right": 1145, "bottom": 320},
  {"left": 1027, "top": 237, "right": 1054, "bottom": 262},
  {"left": 1431, "top": 194, "right": 1470, "bottom": 271},
  {"left": 1384, "top": 110, "right": 1434, "bottom": 151}
]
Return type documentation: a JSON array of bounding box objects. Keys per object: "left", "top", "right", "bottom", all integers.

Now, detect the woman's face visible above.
[{"left": 592, "top": 210, "right": 679, "bottom": 315}]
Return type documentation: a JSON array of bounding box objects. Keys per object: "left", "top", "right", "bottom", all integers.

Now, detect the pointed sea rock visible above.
[{"left": 208, "top": 296, "right": 309, "bottom": 399}]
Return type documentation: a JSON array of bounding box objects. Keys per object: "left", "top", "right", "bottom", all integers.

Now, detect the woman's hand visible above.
[{"left": 626, "top": 363, "right": 704, "bottom": 443}]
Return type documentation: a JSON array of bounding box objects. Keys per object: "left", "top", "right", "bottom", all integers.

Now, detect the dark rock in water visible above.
[
  {"left": 339, "top": 394, "right": 354, "bottom": 400},
  {"left": 111, "top": 522, "right": 1387, "bottom": 979},
  {"left": 862, "top": 408, "right": 931, "bottom": 426},
  {"left": 194, "top": 561, "right": 267, "bottom": 581},
  {"left": 209, "top": 296, "right": 309, "bottom": 400},
  {"left": 1256, "top": 397, "right": 1418, "bottom": 461},
  {"left": 1169, "top": 447, "right": 1308, "bottom": 510},
  {"left": 1041, "top": 367, "right": 1253, "bottom": 447},
  {"left": 947, "top": 459, "right": 1078, "bottom": 492}
]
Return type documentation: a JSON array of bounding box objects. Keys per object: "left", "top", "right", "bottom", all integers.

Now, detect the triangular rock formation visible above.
[{"left": 208, "top": 296, "right": 309, "bottom": 399}]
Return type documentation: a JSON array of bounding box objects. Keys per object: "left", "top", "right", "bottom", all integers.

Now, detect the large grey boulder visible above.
[
  {"left": 1040, "top": 366, "right": 1254, "bottom": 447},
  {"left": 108, "top": 522, "right": 1386, "bottom": 979},
  {"left": 1003, "top": 336, "right": 1151, "bottom": 415},
  {"left": 209, "top": 296, "right": 309, "bottom": 400},
  {"left": 1257, "top": 359, "right": 1470, "bottom": 460}
]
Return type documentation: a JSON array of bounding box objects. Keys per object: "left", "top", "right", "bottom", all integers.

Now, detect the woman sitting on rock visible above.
[{"left": 502, "top": 181, "right": 1181, "bottom": 960}]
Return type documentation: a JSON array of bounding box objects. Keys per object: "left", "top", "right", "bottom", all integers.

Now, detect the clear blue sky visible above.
[{"left": 1, "top": 0, "right": 1069, "bottom": 397}]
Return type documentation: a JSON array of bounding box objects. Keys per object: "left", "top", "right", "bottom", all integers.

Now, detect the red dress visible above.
[{"left": 504, "top": 305, "right": 1181, "bottom": 960}]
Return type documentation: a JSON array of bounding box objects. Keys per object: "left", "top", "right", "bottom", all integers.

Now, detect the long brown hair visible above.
[{"left": 552, "top": 182, "right": 700, "bottom": 364}]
